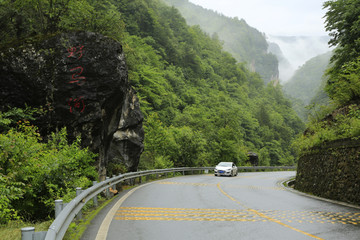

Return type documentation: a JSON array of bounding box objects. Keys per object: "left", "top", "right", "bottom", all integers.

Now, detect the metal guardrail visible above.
[
  {"left": 237, "top": 166, "right": 296, "bottom": 171},
  {"left": 21, "top": 166, "right": 296, "bottom": 240}
]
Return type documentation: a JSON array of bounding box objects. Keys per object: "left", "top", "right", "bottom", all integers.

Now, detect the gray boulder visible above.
[{"left": 0, "top": 31, "right": 144, "bottom": 179}]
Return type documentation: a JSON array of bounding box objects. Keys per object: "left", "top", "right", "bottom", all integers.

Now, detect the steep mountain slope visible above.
[
  {"left": 282, "top": 51, "right": 332, "bottom": 121},
  {"left": 284, "top": 51, "right": 332, "bottom": 105},
  {"left": 0, "top": 0, "right": 304, "bottom": 168},
  {"left": 161, "top": 0, "right": 278, "bottom": 83},
  {"left": 268, "top": 36, "right": 331, "bottom": 82}
]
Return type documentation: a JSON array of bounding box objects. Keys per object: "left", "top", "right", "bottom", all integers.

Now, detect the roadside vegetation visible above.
[
  {"left": 0, "top": 0, "right": 306, "bottom": 232},
  {"left": 0, "top": 0, "right": 304, "bottom": 171},
  {"left": 293, "top": 0, "right": 360, "bottom": 154},
  {"left": 0, "top": 107, "right": 97, "bottom": 224}
]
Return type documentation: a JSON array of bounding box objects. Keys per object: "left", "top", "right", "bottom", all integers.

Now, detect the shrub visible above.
[{"left": 0, "top": 121, "right": 97, "bottom": 223}]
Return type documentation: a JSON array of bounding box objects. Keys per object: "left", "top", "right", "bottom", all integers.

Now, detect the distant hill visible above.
[
  {"left": 283, "top": 51, "right": 332, "bottom": 105},
  {"left": 162, "top": 0, "right": 278, "bottom": 83},
  {"left": 268, "top": 42, "right": 292, "bottom": 82},
  {"left": 268, "top": 35, "right": 331, "bottom": 82},
  {"left": 283, "top": 51, "right": 332, "bottom": 121}
]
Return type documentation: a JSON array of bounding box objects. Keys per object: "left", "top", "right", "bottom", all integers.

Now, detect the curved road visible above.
[{"left": 92, "top": 172, "right": 360, "bottom": 240}]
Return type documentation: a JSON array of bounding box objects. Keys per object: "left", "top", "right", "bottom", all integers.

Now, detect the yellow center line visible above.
[
  {"left": 216, "top": 182, "right": 325, "bottom": 240},
  {"left": 115, "top": 207, "right": 360, "bottom": 225},
  {"left": 116, "top": 212, "right": 254, "bottom": 218},
  {"left": 119, "top": 206, "right": 241, "bottom": 211},
  {"left": 114, "top": 216, "right": 260, "bottom": 222}
]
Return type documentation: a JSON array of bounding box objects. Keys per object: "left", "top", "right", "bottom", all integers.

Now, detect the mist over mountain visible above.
[
  {"left": 268, "top": 42, "right": 292, "bottom": 81},
  {"left": 283, "top": 51, "right": 332, "bottom": 120},
  {"left": 267, "top": 35, "right": 332, "bottom": 82},
  {"left": 162, "top": 0, "right": 331, "bottom": 86},
  {"left": 284, "top": 50, "right": 332, "bottom": 103},
  {"left": 162, "top": 0, "right": 279, "bottom": 83}
]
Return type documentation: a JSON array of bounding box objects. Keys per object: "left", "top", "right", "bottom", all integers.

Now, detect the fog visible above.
[{"left": 267, "top": 35, "right": 332, "bottom": 82}]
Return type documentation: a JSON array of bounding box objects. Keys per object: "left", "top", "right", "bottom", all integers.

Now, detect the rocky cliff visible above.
[
  {"left": 0, "top": 31, "right": 144, "bottom": 179},
  {"left": 296, "top": 138, "right": 360, "bottom": 205}
]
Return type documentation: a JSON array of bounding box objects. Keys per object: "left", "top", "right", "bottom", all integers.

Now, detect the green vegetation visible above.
[
  {"left": 0, "top": 220, "right": 52, "bottom": 240},
  {"left": 113, "top": 0, "right": 304, "bottom": 168},
  {"left": 293, "top": 0, "right": 360, "bottom": 153},
  {"left": 162, "top": 0, "right": 278, "bottom": 83},
  {"left": 0, "top": 0, "right": 304, "bottom": 170},
  {"left": 324, "top": 0, "right": 360, "bottom": 78},
  {"left": 323, "top": 0, "right": 360, "bottom": 106},
  {"left": 0, "top": 0, "right": 305, "bottom": 225},
  {"left": 284, "top": 52, "right": 332, "bottom": 106},
  {"left": 294, "top": 104, "right": 360, "bottom": 153},
  {"left": 283, "top": 51, "right": 332, "bottom": 121},
  {"left": 0, "top": 110, "right": 97, "bottom": 223}
]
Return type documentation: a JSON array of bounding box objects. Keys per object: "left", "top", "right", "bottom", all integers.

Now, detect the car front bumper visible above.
[{"left": 214, "top": 170, "right": 232, "bottom": 176}]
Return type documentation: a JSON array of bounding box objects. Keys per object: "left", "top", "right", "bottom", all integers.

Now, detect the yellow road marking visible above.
[
  {"left": 216, "top": 182, "right": 325, "bottom": 240},
  {"left": 119, "top": 206, "right": 241, "bottom": 211},
  {"left": 115, "top": 216, "right": 260, "bottom": 222},
  {"left": 158, "top": 181, "right": 285, "bottom": 191},
  {"left": 115, "top": 207, "right": 360, "bottom": 226},
  {"left": 95, "top": 183, "right": 152, "bottom": 240},
  {"left": 111, "top": 181, "right": 360, "bottom": 234},
  {"left": 158, "top": 181, "right": 216, "bottom": 186}
]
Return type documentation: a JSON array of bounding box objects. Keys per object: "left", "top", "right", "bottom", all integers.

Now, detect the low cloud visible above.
[{"left": 267, "top": 35, "right": 332, "bottom": 82}]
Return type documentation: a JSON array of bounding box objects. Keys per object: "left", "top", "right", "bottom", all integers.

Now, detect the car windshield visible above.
[{"left": 217, "top": 162, "right": 232, "bottom": 167}]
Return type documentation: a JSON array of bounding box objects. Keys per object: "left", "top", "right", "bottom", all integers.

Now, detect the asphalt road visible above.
[{"left": 92, "top": 171, "right": 360, "bottom": 240}]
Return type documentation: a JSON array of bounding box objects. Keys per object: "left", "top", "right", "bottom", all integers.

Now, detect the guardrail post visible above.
[
  {"left": 76, "top": 187, "right": 83, "bottom": 220},
  {"left": 139, "top": 175, "right": 142, "bottom": 184},
  {"left": 21, "top": 227, "right": 35, "bottom": 240},
  {"left": 182, "top": 171, "right": 185, "bottom": 175},
  {"left": 118, "top": 174, "right": 123, "bottom": 191},
  {"left": 55, "top": 199, "right": 63, "bottom": 218},
  {"left": 93, "top": 181, "right": 98, "bottom": 207},
  {"left": 173, "top": 171, "right": 176, "bottom": 177},
  {"left": 105, "top": 177, "right": 110, "bottom": 199},
  {"left": 112, "top": 175, "right": 117, "bottom": 190}
]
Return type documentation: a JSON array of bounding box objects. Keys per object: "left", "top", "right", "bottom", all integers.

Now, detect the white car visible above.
[{"left": 214, "top": 162, "right": 238, "bottom": 177}]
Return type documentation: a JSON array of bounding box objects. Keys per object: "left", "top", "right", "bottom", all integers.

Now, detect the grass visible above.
[
  {"left": 0, "top": 173, "right": 191, "bottom": 240},
  {"left": 0, "top": 191, "right": 127, "bottom": 240},
  {"left": 63, "top": 196, "right": 117, "bottom": 240},
  {"left": 0, "top": 220, "right": 52, "bottom": 240},
  {"left": 282, "top": 177, "right": 296, "bottom": 188}
]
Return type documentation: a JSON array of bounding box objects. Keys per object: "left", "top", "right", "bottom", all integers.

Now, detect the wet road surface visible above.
[{"left": 97, "top": 172, "right": 360, "bottom": 240}]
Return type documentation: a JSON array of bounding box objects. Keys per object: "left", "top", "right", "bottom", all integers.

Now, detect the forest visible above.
[
  {"left": 0, "top": 0, "right": 327, "bottom": 223},
  {"left": 162, "top": 0, "right": 279, "bottom": 84},
  {"left": 294, "top": 0, "right": 360, "bottom": 152},
  {"left": 283, "top": 51, "right": 332, "bottom": 121}
]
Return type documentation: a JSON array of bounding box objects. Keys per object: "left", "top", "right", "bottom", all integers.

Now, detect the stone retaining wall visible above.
[{"left": 295, "top": 138, "right": 360, "bottom": 205}]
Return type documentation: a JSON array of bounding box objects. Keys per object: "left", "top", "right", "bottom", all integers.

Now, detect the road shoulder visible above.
[{"left": 281, "top": 177, "right": 360, "bottom": 210}]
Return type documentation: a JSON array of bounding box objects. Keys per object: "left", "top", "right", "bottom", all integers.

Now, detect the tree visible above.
[
  {"left": 324, "top": 0, "right": 360, "bottom": 70},
  {"left": 0, "top": 0, "right": 125, "bottom": 44},
  {"left": 0, "top": 121, "right": 97, "bottom": 221},
  {"left": 325, "top": 56, "right": 360, "bottom": 104},
  {"left": 323, "top": 0, "right": 360, "bottom": 104}
]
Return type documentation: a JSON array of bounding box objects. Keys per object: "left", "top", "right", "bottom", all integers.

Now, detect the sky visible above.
[{"left": 188, "top": 0, "right": 328, "bottom": 36}]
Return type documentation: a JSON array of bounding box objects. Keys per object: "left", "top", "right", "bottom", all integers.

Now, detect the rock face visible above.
[
  {"left": 296, "top": 138, "right": 360, "bottom": 205},
  {"left": 0, "top": 31, "right": 144, "bottom": 179}
]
